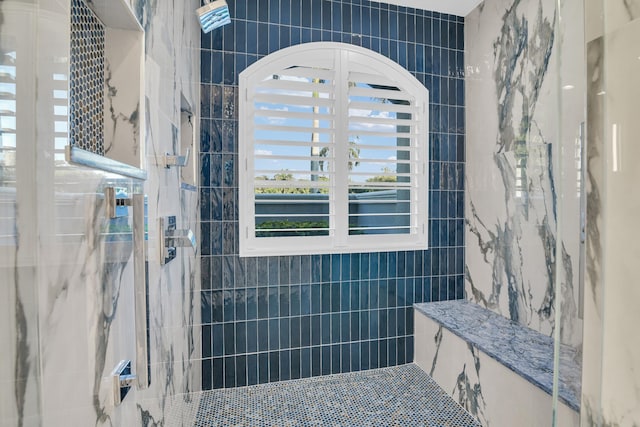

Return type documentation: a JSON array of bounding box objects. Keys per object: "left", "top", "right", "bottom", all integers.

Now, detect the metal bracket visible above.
[
  {"left": 112, "top": 360, "right": 136, "bottom": 406},
  {"left": 104, "top": 186, "right": 135, "bottom": 219},
  {"left": 162, "top": 148, "right": 190, "bottom": 169}
]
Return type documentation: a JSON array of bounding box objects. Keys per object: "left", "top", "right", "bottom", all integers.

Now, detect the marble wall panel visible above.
[
  {"left": 0, "top": 0, "right": 200, "bottom": 425},
  {"left": 464, "top": 0, "right": 584, "bottom": 348}
]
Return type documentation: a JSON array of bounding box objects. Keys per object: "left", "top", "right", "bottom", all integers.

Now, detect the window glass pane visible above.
[
  {"left": 253, "top": 67, "right": 334, "bottom": 237},
  {"left": 347, "top": 79, "right": 415, "bottom": 235}
]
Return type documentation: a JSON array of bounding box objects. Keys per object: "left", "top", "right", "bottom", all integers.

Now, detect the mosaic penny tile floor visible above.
[{"left": 193, "top": 363, "right": 480, "bottom": 427}]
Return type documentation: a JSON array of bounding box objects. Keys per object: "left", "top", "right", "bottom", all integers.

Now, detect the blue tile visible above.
[
  {"left": 341, "top": 3, "right": 351, "bottom": 32},
  {"left": 280, "top": 0, "right": 290, "bottom": 24},
  {"left": 290, "top": 316, "right": 301, "bottom": 348},
  {"left": 340, "top": 282, "right": 350, "bottom": 311},
  {"left": 224, "top": 323, "right": 235, "bottom": 355},
  {"left": 331, "top": 313, "right": 341, "bottom": 343},
  {"left": 268, "top": 257, "right": 279, "bottom": 286},
  {"left": 352, "top": 4, "right": 361, "bottom": 33},
  {"left": 202, "top": 292, "right": 212, "bottom": 324},
  {"left": 331, "top": 254, "right": 341, "bottom": 282},
  {"left": 247, "top": 320, "right": 258, "bottom": 353},
  {"left": 350, "top": 282, "right": 359, "bottom": 311},
  {"left": 301, "top": 256, "right": 311, "bottom": 284},
  {"left": 236, "top": 355, "right": 247, "bottom": 387},
  {"left": 202, "top": 358, "right": 212, "bottom": 390},
  {"left": 201, "top": 50, "right": 211, "bottom": 84},
  {"left": 213, "top": 358, "right": 224, "bottom": 388},
  {"left": 300, "top": 285, "right": 311, "bottom": 315},
  {"left": 235, "top": 322, "right": 247, "bottom": 354},
  {"left": 301, "top": 315, "right": 311, "bottom": 347},
  {"left": 280, "top": 350, "right": 291, "bottom": 381},
  {"left": 269, "top": 0, "right": 280, "bottom": 22},
  {"left": 311, "top": 0, "right": 322, "bottom": 29},
  {"left": 331, "top": 344, "right": 341, "bottom": 374},
  {"left": 279, "top": 25, "right": 290, "bottom": 47},
  {"left": 311, "top": 314, "right": 321, "bottom": 346},
  {"left": 279, "top": 285, "right": 290, "bottom": 317},
  {"left": 360, "top": 341, "right": 370, "bottom": 370},
  {"left": 291, "top": 0, "right": 301, "bottom": 26},
  {"left": 257, "top": 258, "right": 268, "bottom": 287},
  {"left": 321, "top": 345, "right": 331, "bottom": 375},
  {"left": 301, "top": 347, "right": 312, "bottom": 378},
  {"left": 302, "top": 0, "right": 312, "bottom": 27},
  {"left": 321, "top": 314, "right": 331, "bottom": 344},
  {"left": 290, "top": 285, "right": 301, "bottom": 316},
  {"left": 387, "top": 308, "right": 397, "bottom": 338},
  {"left": 331, "top": 282, "right": 341, "bottom": 313},
  {"left": 320, "top": 283, "right": 330, "bottom": 313},
  {"left": 258, "top": 23, "right": 269, "bottom": 54},
  {"left": 279, "top": 318, "right": 290, "bottom": 348},
  {"left": 312, "top": 347, "right": 321, "bottom": 376},
  {"left": 269, "top": 351, "right": 280, "bottom": 382},
  {"left": 311, "top": 283, "right": 321, "bottom": 314},
  {"left": 291, "top": 348, "right": 301, "bottom": 379},
  {"left": 223, "top": 290, "right": 234, "bottom": 321},
  {"left": 247, "top": 354, "right": 258, "bottom": 385},
  {"left": 258, "top": 319, "right": 269, "bottom": 351},
  {"left": 379, "top": 339, "right": 388, "bottom": 368},
  {"left": 203, "top": 325, "right": 212, "bottom": 358},
  {"left": 259, "top": 352, "right": 269, "bottom": 384},
  {"left": 388, "top": 338, "right": 397, "bottom": 366},
  {"left": 358, "top": 280, "right": 371, "bottom": 310},
  {"left": 369, "top": 280, "right": 379, "bottom": 309},
  {"left": 257, "top": 288, "right": 269, "bottom": 318},
  {"left": 269, "top": 319, "right": 280, "bottom": 350},
  {"left": 269, "top": 288, "right": 280, "bottom": 318},
  {"left": 369, "top": 341, "right": 379, "bottom": 368},
  {"left": 246, "top": 288, "right": 257, "bottom": 320},
  {"left": 341, "top": 343, "right": 350, "bottom": 372},
  {"left": 247, "top": 22, "right": 258, "bottom": 54},
  {"left": 212, "top": 291, "right": 223, "bottom": 323}
]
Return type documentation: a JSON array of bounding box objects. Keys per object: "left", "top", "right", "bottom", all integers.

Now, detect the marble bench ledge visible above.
[{"left": 414, "top": 300, "right": 582, "bottom": 412}]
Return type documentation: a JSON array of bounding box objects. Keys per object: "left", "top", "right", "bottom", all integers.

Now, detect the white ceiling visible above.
[{"left": 376, "top": 0, "right": 484, "bottom": 17}]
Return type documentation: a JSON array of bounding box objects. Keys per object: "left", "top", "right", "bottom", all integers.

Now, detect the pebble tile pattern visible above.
[
  {"left": 415, "top": 300, "right": 582, "bottom": 411},
  {"left": 70, "top": 0, "right": 105, "bottom": 155},
  {"left": 194, "top": 364, "right": 479, "bottom": 426}
]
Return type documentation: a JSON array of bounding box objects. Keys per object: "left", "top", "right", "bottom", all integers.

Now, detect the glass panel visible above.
[
  {"left": 347, "top": 80, "right": 416, "bottom": 236},
  {"left": 253, "top": 67, "right": 333, "bottom": 237}
]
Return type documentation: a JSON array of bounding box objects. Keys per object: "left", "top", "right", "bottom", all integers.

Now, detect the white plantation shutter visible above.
[{"left": 239, "top": 43, "right": 428, "bottom": 257}]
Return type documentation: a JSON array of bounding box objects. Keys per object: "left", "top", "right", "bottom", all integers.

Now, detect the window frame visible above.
[{"left": 239, "top": 42, "right": 429, "bottom": 257}]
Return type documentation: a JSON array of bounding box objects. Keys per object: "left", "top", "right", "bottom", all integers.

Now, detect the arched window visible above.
[{"left": 239, "top": 42, "right": 429, "bottom": 256}]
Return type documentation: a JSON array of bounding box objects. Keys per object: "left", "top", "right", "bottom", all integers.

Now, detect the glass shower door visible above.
[{"left": 578, "top": 0, "right": 640, "bottom": 425}]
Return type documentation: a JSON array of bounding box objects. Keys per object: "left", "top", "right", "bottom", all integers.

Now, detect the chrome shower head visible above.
[{"left": 196, "top": 0, "right": 231, "bottom": 33}]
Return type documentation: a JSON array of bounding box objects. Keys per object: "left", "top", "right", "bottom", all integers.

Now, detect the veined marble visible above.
[
  {"left": 414, "top": 304, "right": 580, "bottom": 426},
  {"left": 581, "top": 7, "right": 640, "bottom": 426},
  {"left": 0, "top": 0, "right": 200, "bottom": 426},
  {"left": 464, "top": 0, "right": 584, "bottom": 349}
]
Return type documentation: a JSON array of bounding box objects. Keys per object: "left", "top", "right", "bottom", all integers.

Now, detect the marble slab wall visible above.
[
  {"left": 581, "top": 1, "right": 640, "bottom": 424},
  {"left": 0, "top": 0, "right": 200, "bottom": 425},
  {"left": 464, "top": 0, "right": 584, "bottom": 348}
]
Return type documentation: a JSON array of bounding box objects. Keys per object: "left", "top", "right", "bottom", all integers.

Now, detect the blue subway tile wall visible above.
[{"left": 199, "top": 0, "right": 465, "bottom": 389}]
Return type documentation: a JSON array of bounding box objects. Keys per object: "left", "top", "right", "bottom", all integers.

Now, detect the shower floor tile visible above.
[{"left": 193, "top": 363, "right": 480, "bottom": 427}]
